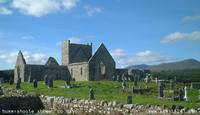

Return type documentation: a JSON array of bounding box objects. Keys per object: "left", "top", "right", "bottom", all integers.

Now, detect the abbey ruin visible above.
[{"left": 14, "top": 40, "right": 116, "bottom": 83}]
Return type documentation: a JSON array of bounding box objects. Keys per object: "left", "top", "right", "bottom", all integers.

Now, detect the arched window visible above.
[{"left": 100, "top": 62, "right": 106, "bottom": 79}]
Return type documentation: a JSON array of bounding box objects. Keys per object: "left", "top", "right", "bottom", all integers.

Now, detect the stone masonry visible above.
[{"left": 14, "top": 40, "right": 116, "bottom": 82}]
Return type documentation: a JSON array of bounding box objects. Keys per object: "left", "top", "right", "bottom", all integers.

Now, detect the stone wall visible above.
[
  {"left": 40, "top": 95, "right": 200, "bottom": 114},
  {"left": 68, "top": 62, "right": 89, "bottom": 81},
  {"left": 1, "top": 87, "right": 199, "bottom": 114},
  {"left": 89, "top": 44, "right": 115, "bottom": 80}
]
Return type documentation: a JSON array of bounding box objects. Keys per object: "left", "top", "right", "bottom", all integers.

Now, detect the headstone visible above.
[
  {"left": 170, "top": 80, "right": 174, "bottom": 90},
  {"left": 155, "top": 77, "right": 158, "bottom": 84},
  {"left": 112, "top": 75, "right": 116, "bottom": 81},
  {"left": 16, "top": 77, "right": 21, "bottom": 89},
  {"left": 134, "top": 76, "right": 137, "bottom": 86},
  {"left": 127, "top": 96, "right": 132, "bottom": 104},
  {"left": 184, "top": 86, "right": 189, "bottom": 101},
  {"left": 89, "top": 88, "right": 95, "bottom": 100},
  {"left": 33, "top": 79, "right": 38, "bottom": 88},
  {"left": 48, "top": 77, "right": 53, "bottom": 88},
  {"left": 9, "top": 76, "right": 13, "bottom": 85},
  {"left": 0, "top": 86, "right": 3, "bottom": 96},
  {"left": 117, "top": 75, "right": 121, "bottom": 82},
  {"left": 146, "top": 74, "right": 150, "bottom": 83},
  {"left": 65, "top": 80, "right": 71, "bottom": 88},
  {"left": 122, "top": 81, "right": 126, "bottom": 90},
  {"left": 122, "top": 74, "right": 126, "bottom": 82},
  {"left": 179, "top": 88, "right": 184, "bottom": 101},
  {"left": 44, "top": 75, "right": 48, "bottom": 85},
  {"left": 158, "top": 81, "right": 164, "bottom": 98}
]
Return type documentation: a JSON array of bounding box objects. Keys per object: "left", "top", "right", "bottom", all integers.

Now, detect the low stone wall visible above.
[
  {"left": 40, "top": 95, "right": 200, "bottom": 114},
  {"left": 1, "top": 87, "right": 200, "bottom": 114}
]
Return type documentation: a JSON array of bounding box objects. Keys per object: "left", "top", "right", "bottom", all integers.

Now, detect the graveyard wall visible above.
[{"left": 1, "top": 87, "right": 200, "bottom": 114}]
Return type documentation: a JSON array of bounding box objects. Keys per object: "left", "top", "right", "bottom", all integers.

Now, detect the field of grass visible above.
[{"left": 1, "top": 80, "right": 199, "bottom": 108}]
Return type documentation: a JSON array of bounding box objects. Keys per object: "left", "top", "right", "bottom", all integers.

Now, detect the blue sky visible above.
[{"left": 0, "top": 0, "right": 200, "bottom": 69}]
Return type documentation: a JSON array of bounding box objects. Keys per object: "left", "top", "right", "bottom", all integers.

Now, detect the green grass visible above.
[{"left": 1, "top": 80, "right": 200, "bottom": 108}]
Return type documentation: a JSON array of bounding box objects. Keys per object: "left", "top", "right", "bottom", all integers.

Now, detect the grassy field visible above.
[{"left": 1, "top": 80, "right": 199, "bottom": 108}]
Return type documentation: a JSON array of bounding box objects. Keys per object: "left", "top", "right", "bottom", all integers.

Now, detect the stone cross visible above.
[
  {"left": 89, "top": 88, "right": 95, "bottom": 100},
  {"left": 158, "top": 81, "right": 164, "bottom": 98},
  {"left": 33, "top": 79, "right": 38, "bottom": 88},
  {"left": 127, "top": 96, "right": 132, "bottom": 104},
  {"left": 184, "top": 86, "right": 188, "bottom": 101}
]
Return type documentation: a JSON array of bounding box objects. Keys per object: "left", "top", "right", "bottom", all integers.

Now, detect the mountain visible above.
[
  {"left": 127, "top": 64, "right": 150, "bottom": 70},
  {"left": 127, "top": 59, "right": 200, "bottom": 71}
]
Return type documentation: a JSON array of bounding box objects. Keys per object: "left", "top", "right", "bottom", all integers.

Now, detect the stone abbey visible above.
[{"left": 14, "top": 40, "right": 116, "bottom": 83}]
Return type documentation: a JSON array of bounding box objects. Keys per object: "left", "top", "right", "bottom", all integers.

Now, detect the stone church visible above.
[{"left": 14, "top": 40, "right": 116, "bottom": 83}]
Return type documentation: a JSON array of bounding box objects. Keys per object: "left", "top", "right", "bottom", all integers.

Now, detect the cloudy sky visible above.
[{"left": 0, "top": 0, "right": 200, "bottom": 69}]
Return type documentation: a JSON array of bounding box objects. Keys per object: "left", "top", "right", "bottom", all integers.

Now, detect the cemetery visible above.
[{"left": 0, "top": 78, "right": 199, "bottom": 114}]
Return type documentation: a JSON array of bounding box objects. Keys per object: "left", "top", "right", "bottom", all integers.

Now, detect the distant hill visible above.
[{"left": 127, "top": 59, "right": 200, "bottom": 71}]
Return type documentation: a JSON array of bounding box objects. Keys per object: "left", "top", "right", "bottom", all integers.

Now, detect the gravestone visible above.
[
  {"left": 146, "top": 74, "right": 151, "bottom": 83},
  {"left": 184, "top": 86, "right": 189, "bottom": 101},
  {"left": 170, "top": 80, "right": 174, "bottom": 90},
  {"left": 155, "top": 77, "right": 158, "bottom": 84},
  {"left": 44, "top": 75, "right": 48, "bottom": 85},
  {"left": 198, "top": 89, "right": 200, "bottom": 100},
  {"left": 89, "top": 88, "right": 95, "bottom": 100},
  {"left": 0, "top": 86, "right": 3, "bottom": 96},
  {"left": 33, "top": 79, "right": 38, "bottom": 88},
  {"left": 158, "top": 81, "right": 164, "bottom": 98},
  {"left": 16, "top": 77, "right": 21, "bottom": 89},
  {"left": 179, "top": 88, "right": 184, "bottom": 101},
  {"left": 9, "top": 76, "right": 13, "bottom": 85},
  {"left": 112, "top": 75, "right": 116, "bottom": 81},
  {"left": 65, "top": 80, "right": 71, "bottom": 88},
  {"left": 48, "top": 77, "right": 53, "bottom": 88},
  {"left": 122, "top": 81, "right": 126, "bottom": 90},
  {"left": 134, "top": 76, "right": 138, "bottom": 86},
  {"left": 127, "top": 96, "right": 132, "bottom": 104}
]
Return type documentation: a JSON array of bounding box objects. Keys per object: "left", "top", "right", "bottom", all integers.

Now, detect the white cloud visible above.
[
  {"left": 111, "top": 49, "right": 169, "bottom": 68},
  {"left": 84, "top": 5, "right": 102, "bottom": 16},
  {"left": 182, "top": 15, "right": 200, "bottom": 22},
  {"left": 161, "top": 31, "right": 200, "bottom": 43},
  {"left": 0, "top": 7, "right": 12, "bottom": 15},
  {"left": 11, "top": 0, "right": 78, "bottom": 17},
  {"left": 0, "top": 51, "right": 48, "bottom": 66}
]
